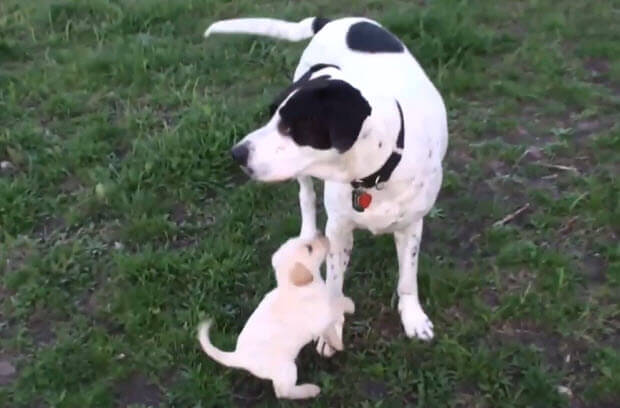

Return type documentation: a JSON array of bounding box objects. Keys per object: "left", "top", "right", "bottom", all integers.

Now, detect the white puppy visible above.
[{"left": 197, "top": 235, "right": 355, "bottom": 399}]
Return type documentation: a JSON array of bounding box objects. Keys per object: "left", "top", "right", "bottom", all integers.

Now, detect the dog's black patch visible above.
[
  {"left": 278, "top": 77, "right": 371, "bottom": 152},
  {"left": 346, "top": 21, "right": 404, "bottom": 53},
  {"left": 312, "top": 17, "right": 331, "bottom": 34},
  {"left": 269, "top": 64, "right": 339, "bottom": 116}
]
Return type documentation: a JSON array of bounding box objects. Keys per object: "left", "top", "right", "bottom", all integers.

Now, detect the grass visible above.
[{"left": 1, "top": 0, "right": 618, "bottom": 406}]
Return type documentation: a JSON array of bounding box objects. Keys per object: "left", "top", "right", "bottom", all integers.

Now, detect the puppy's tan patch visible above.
[{"left": 290, "top": 262, "right": 313, "bottom": 286}]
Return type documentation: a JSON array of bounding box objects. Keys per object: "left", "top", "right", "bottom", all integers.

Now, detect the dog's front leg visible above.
[
  {"left": 298, "top": 176, "right": 317, "bottom": 239},
  {"left": 316, "top": 218, "right": 354, "bottom": 357},
  {"left": 394, "top": 218, "right": 434, "bottom": 340}
]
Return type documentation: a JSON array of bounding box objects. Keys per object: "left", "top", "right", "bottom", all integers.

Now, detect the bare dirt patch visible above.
[
  {"left": 231, "top": 373, "right": 269, "bottom": 407},
  {"left": 0, "top": 357, "right": 17, "bottom": 386},
  {"left": 490, "top": 318, "right": 592, "bottom": 378},
  {"left": 360, "top": 378, "right": 390, "bottom": 400},
  {"left": 59, "top": 175, "right": 84, "bottom": 194},
  {"left": 169, "top": 235, "right": 199, "bottom": 250},
  {"left": 28, "top": 310, "right": 56, "bottom": 346},
  {"left": 76, "top": 277, "right": 125, "bottom": 336},
  {"left": 115, "top": 372, "right": 164, "bottom": 408},
  {"left": 34, "top": 216, "right": 66, "bottom": 241},
  {"left": 584, "top": 57, "right": 610, "bottom": 78},
  {"left": 169, "top": 202, "right": 189, "bottom": 225},
  {"left": 373, "top": 307, "right": 403, "bottom": 340}
]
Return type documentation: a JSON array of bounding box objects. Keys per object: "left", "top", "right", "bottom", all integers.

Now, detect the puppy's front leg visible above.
[
  {"left": 394, "top": 218, "right": 434, "bottom": 340},
  {"left": 323, "top": 296, "right": 355, "bottom": 351},
  {"left": 338, "top": 296, "right": 355, "bottom": 315},
  {"left": 316, "top": 219, "right": 354, "bottom": 357},
  {"left": 322, "top": 324, "right": 344, "bottom": 351},
  {"left": 298, "top": 176, "right": 317, "bottom": 239}
]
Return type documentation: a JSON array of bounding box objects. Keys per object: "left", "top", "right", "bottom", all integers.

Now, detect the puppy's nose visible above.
[
  {"left": 318, "top": 236, "right": 330, "bottom": 251},
  {"left": 231, "top": 143, "right": 249, "bottom": 166}
]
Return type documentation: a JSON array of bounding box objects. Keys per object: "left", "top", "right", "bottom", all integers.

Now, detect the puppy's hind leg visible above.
[{"left": 272, "top": 362, "right": 320, "bottom": 400}]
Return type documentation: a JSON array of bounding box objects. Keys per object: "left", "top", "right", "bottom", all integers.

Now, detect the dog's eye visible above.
[
  {"left": 306, "top": 244, "right": 313, "bottom": 254},
  {"left": 278, "top": 121, "right": 292, "bottom": 136}
]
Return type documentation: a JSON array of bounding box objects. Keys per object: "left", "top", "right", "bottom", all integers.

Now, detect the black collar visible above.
[{"left": 351, "top": 100, "right": 404, "bottom": 190}]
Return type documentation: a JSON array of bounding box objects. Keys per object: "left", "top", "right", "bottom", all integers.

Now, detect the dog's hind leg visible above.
[
  {"left": 272, "top": 362, "right": 320, "bottom": 399},
  {"left": 298, "top": 176, "right": 317, "bottom": 239}
]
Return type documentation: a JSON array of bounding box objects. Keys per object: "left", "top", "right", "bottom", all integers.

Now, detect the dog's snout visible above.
[{"left": 231, "top": 143, "right": 249, "bottom": 166}]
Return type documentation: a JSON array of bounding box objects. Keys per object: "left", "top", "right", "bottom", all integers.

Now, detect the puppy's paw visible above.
[
  {"left": 323, "top": 325, "right": 343, "bottom": 351},
  {"left": 342, "top": 296, "right": 355, "bottom": 314},
  {"left": 316, "top": 336, "right": 337, "bottom": 357},
  {"left": 398, "top": 295, "right": 434, "bottom": 341},
  {"left": 276, "top": 383, "right": 321, "bottom": 399},
  {"left": 316, "top": 317, "right": 344, "bottom": 357},
  {"left": 299, "top": 383, "right": 321, "bottom": 398}
]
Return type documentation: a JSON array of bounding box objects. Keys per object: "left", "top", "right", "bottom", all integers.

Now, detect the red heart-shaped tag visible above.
[
  {"left": 352, "top": 190, "right": 373, "bottom": 212},
  {"left": 358, "top": 192, "right": 372, "bottom": 209}
]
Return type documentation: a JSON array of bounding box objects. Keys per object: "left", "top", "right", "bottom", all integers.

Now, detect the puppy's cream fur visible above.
[{"left": 197, "top": 236, "right": 354, "bottom": 399}]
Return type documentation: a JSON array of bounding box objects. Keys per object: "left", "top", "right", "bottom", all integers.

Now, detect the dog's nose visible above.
[{"left": 231, "top": 143, "right": 249, "bottom": 166}]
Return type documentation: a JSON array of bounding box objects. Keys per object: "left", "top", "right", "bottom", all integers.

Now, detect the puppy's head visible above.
[
  {"left": 230, "top": 71, "right": 372, "bottom": 182},
  {"left": 271, "top": 235, "right": 330, "bottom": 287}
]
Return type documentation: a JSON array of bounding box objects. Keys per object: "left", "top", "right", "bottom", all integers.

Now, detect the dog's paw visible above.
[{"left": 398, "top": 295, "right": 434, "bottom": 341}]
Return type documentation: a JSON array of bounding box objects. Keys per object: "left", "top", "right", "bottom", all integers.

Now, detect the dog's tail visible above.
[
  {"left": 204, "top": 17, "right": 331, "bottom": 42},
  {"left": 197, "top": 319, "right": 240, "bottom": 368}
]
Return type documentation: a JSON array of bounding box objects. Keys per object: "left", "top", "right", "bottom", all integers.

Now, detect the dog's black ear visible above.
[
  {"left": 320, "top": 81, "right": 372, "bottom": 152},
  {"left": 278, "top": 78, "right": 371, "bottom": 152}
]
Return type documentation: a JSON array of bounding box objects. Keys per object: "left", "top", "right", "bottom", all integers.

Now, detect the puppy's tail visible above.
[
  {"left": 204, "top": 17, "right": 330, "bottom": 42},
  {"left": 197, "top": 319, "right": 240, "bottom": 368}
]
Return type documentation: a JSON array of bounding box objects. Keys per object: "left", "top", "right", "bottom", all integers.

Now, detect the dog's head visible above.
[
  {"left": 230, "top": 71, "right": 372, "bottom": 182},
  {"left": 271, "top": 235, "right": 330, "bottom": 287}
]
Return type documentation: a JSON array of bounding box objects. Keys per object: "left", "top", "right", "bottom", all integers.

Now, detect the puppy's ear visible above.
[
  {"left": 290, "top": 262, "right": 314, "bottom": 286},
  {"left": 321, "top": 80, "right": 372, "bottom": 153}
]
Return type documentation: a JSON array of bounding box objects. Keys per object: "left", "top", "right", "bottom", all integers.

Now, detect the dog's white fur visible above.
[
  {"left": 205, "top": 17, "right": 448, "bottom": 354},
  {"left": 197, "top": 235, "right": 355, "bottom": 399}
]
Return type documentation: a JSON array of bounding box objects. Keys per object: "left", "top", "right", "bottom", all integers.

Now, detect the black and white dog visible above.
[{"left": 205, "top": 16, "right": 448, "bottom": 355}]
